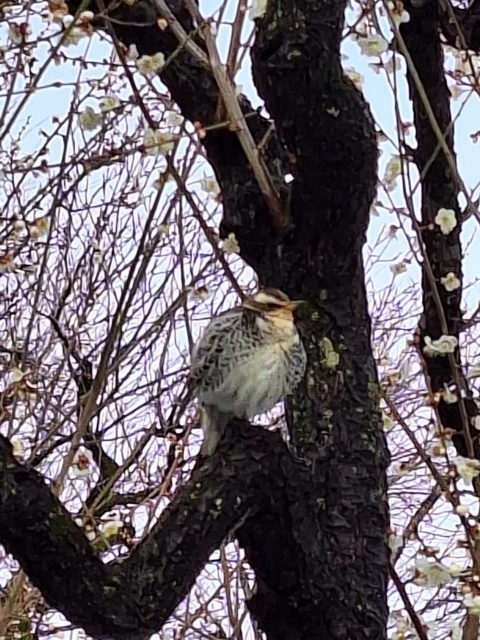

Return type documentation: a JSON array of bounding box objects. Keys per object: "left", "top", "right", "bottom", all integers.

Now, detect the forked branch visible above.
[{"left": 0, "top": 421, "right": 307, "bottom": 640}]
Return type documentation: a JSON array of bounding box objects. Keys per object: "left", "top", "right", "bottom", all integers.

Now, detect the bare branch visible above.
[{"left": 400, "top": 0, "right": 479, "bottom": 458}]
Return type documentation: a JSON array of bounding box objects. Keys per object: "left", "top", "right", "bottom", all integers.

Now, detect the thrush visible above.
[{"left": 190, "top": 288, "right": 307, "bottom": 454}]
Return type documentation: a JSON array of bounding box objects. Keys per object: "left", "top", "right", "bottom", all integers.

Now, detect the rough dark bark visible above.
[
  {"left": 440, "top": 0, "right": 480, "bottom": 52},
  {"left": 250, "top": 1, "right": 389, "bottom": 635},
  {"left": 1, "top": 0, "right": 394, "bottom": 638},
  {"left": 0, "top": 423, "right": 323, "bottom": 640},
  {"left": 401, "top": 0, "right": 479, "bottom": 457}
]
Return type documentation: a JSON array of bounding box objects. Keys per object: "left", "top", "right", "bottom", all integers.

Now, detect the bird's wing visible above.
[{"left": 190, "top": 308, "right": 252, "bottom": 396}]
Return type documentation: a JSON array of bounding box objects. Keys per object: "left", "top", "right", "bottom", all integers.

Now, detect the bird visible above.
[{"left": 190, "top": 287, "right": 307, "bottom": 454}]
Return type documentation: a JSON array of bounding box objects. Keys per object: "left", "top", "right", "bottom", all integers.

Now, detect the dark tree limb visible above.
[
  {"left": 439, "top": 0, "right": 480, "bottom": 52},
  {"left": 400, "top": 0, "right": 479, "bottom": 457},
  {"left": 0, "top": 421, "right": 324, "bottom": 640}
]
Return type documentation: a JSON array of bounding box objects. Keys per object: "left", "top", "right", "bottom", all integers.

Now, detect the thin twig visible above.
[
  {"left": 226, "top": 0, "right": 247, "bottom": 79},
  {"left": 157, "top": 0, "right": 288, "bottom": 230},
  {"left": 389, "top": 564, "right": 429, "bottom": 640}
]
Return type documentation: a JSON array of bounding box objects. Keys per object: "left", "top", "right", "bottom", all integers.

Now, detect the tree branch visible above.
[
  {"left": 439, "top": 0, "right": 480, "bottom": 52},
  {"left": 163, "top": 0, "right": 287, "bottom": 229},
  {"left": 0, "top": 421, "right": 313, "bottom": 640},
  {"left": 400, "top": 0, "right": 479, "bottom": 458}
]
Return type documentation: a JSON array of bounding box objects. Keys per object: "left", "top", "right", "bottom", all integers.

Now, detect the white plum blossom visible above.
[
  {"left": 99, "top": 96, "right": 120, "bottom": 112},
  {"left": 0, "top": 252, "right": 16, "bottom": 274},
  {"left": 85, "top": 526, "right": 96, "bottom": 541},
  {"left": 423, "top": 334, "right": 458, "bottom": 357},
  {"left": 345, "top": 68, "right": 363, "bottom": 90},
  {"left": 48, "top": 0, "right": 69, "bottom": 23},
  {"left": 358, "top": 35, "right": 389, "bottom": 57},
  {"left": 9, "top": 24, "right": 24, "bottom": 45},
  {"left": 158, "top": 223, "right": 169, "bottom": 238},
  {"left": 413, "top": 558, "right": 451, "bottom": 587},
  {"left": 143, "top": 129, "right": 175, "bottom": 156},
  {"left": 388, "top": 533, "right": 402, "bottom": 553},
  {"left": 10, "top": 367, "right": 25, "bottom": 383},
  {"left": 440, "top": 272, "right": 460, "bottom": 291},
  {"left": 221, "top": 232, "right": 240, "bottom": 254},
  {"left": 165, "top": 112, "right": 184, "bottom": 127},
  {"left": 136, "top": 53, "right": 165, "bottom": 76},
  {"left": 390, "top": 612, "right": 412, "bottom": 639},
  {"left": 396, "top": 9, "right": 410, "bottom": 24},
  {"left": 468, "top": 363, "right": 480, "bottom": 379},
  {"left": 382, "top": 412, "right": 394, "bottom": 431},
  {"left": 464, "top": 594, "right": 480, "bottom": 615},
  {"left": 61, "top": 16, "right": 88, "bottom": 47},
  {"left": 100, "top": 518, "right": 123, "bottom": 539},
  {"left": 63, "top": 28, "right": 86, "bottom": 47},
  {"left": 9, "top": 22, "right": 33, "bottom": 44},
  {"left": 79, "top": 106, "right": 103, "bottom": 131},
  {"left": 127, "top": 44, "right": 139, "bottom": 59},
  {"left": 384, "top": 156, "right": 402, "bottom": 191},
  {"left": 10, "top": 436, "right": 25, "bottom": 460},
  {"left": 450, "top": 625, "right": 462, "bottom": 640},
  {"left": 449, "top": 83, "right": 465, "bottom": 100},
  {"left": 443, "top": 384, "right": 458, "bottom": 404},
  {"left": 251, "top": 0, "right": 268, "bottom": 19},
  {"left": 449, "top": 563, "right": 463, "bottom": 578},
  {"left": 388, "top": 1, "right": 410, "bottom": 25},
  {"left": 428, "top": 442, "right": 446, "bottom": 457},
  {"left": 435, "top": 207, "right": 457, "bottom": 235},
  {"left": 13, "top": 219, "right": 26, "bottom": 233},
  {"left": 72, "top": 448, "right": 94, "bottom": 478},
  {"left": 200, "top": 176, "right": 220, "bottom": 195},
  {"left": 453, "top": 455, "right": 480, "bottom": 483}
]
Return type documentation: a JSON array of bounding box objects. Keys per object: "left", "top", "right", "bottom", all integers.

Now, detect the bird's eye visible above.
[{"left": 265, "top": 302, "right": 280, "bottom": 310}]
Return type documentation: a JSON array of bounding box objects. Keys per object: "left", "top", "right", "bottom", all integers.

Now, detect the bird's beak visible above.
[{"left": 286, "top": 300, "right": 305, "bottom": 311}]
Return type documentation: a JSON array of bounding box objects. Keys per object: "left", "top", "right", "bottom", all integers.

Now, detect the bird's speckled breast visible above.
[{"left": 207, "top": 339, "right": 303, "bottom": 418}]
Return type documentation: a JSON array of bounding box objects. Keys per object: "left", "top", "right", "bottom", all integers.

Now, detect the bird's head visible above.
[{"left": 242, "top": 288, "right": 304, "bottom": 317}]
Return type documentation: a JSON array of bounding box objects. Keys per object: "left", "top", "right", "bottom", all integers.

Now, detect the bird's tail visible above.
[{"left": 200, "top": 405, "right": 229, "bottom": 455}]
